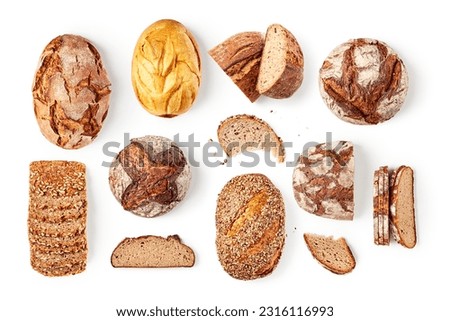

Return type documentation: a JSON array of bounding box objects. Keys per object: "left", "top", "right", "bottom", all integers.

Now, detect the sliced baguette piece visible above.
[
  {"left": 209, "top": 32, "right": 264, "bottom": 102},
  {"left": 217, "top": 114, "right": 285, "bottom": 162},
  {"left": 111, "top": 235, "right": 195, "bottom": 268},
  {"left": 304, "top": 233, "right": 356, "bottom": 274},
  {"left": 390, "top": 166, "right": 416, "bottom": 248},
  {"left": 256, "top": 24, "right": 304, "bottom": 98}
]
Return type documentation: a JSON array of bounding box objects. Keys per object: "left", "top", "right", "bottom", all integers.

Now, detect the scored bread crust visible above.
[
  {"left": 217, "top": 114, "right": 285, "bottom": 162},
  {"left": 257, "top": 24, "right": 304, "bottom": 98},
  {"left": 209, "top": 32, "right": 264, "bottom": 102},
  {"left": 303, "top": 233, "right": 356, "bottom": 274},
  {"left": 389, "top": 166, "right": 416, "bottom": 248},
  {"left": 111, "top": 235, "right": 195, "bottom": 268},
  {"left": 216, "top": 174, "right": 285, "bottom": 280}
]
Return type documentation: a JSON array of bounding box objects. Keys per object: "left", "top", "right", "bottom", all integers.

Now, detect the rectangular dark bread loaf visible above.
[
  {"left": 390, "top": 166, "right": 416, "bottom": 248},
  {"left": 111, "top": 235, "right": 195, "bottom": 268}
]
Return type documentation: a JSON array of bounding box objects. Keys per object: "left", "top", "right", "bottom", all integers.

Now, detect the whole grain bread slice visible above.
[
  {"left": 217, "top": 114, "right": 285, "bottom": 162},
  {"left": 304, "top": 233, "right": 356, "bottom": 274},
  {"left": 111, "top": 235, "right": 195, "bottom": 268},
  {"left": 373, "top": 168, "right": 381, "bottom": 244},
  {"left": 256, "top": 24, "right": 304, "bottom": 98},
  {"left": 209, "top": 32, "right": 264, "bottom": 102},
  {"left": 380, "top": 166, "right": 390, "bottom": 245},
  {"left": 390, "top": 166, "right": 416, "bottom": 248}
]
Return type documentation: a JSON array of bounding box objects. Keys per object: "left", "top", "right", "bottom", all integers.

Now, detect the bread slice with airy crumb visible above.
[
  {"left": 217, "top": 114, "right": 285, "bottom": 162},
  {"left": 303, "top": 233, "right": 356, "bottom": 274},
  {"left": 111, "top": 235, "right": 195, "bottom": 268},
  {"left": 256, "top": 24, "right": 304, "bottom": 98},
  {"left": 390, "top": 166, "right": 416, "bottom": 248}
]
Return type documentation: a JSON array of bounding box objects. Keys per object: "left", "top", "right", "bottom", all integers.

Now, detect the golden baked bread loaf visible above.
[{"left": 131, "top": 19, "right": 201, "bottom": 117}]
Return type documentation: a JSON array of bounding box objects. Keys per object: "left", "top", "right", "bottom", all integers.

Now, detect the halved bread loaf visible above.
[
  {"left": 390, "top": 166, "right": 416, "bottom": 248},
  {"left": 111, "top": 235, "right": 195, "bottom": 268},
  {"left": 256, "top": 24, "right": 304, "bottom": 98},
  {"left": 209, "top": 32, "right": 264, "bottom": 102},
  {"left": 217, "top": 114, "right": 285, "bottom": 162},
  {"left": 303, "top": 233, "right": 356, "bottom": 274}
]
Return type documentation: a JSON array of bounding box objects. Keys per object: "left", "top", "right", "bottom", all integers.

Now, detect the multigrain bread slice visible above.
[
  {"left": 209, "top": 32, "right": 264, "bottom": 102},
  {"left": 303, "top": 233, "right": 356, "bottom": 274},
  {"left": 111, "top": 235, "right": 195, "bottom": 268},
  {"left": 217, "top": 114, "right": 285, "bottom": 162},
  {"left": 373, "top": 168, "right": 381, "bottom": 244},
  {"left": 390, "top": 166, "right": 416, "bottom": 248},
  {"left": 256, "top": 24, "right": 304, "bottom": 98}
]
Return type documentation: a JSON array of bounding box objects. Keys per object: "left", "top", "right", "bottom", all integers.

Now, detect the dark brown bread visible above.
[
  {"left": 209, "top": 32, "right": 264, "bottom": 102},
  {"left": 28, "top": 161, "right": 87, "bottom": 277},
  {"left": 304, "top": 233, "right": 356, "bottom": 274},
  {"left": 319, "top": 38, "right": 408, "bottom": 125},
  {"left": 390, "top": 166, "right": 416, "bottom": 248},
  {"left": 216, "top": 174, "right": 285, "bottom": 280},
  {"left": 292, "top": 141, "right": 354, "bottom": 220},
  {"left": 111, "top": 235, "right": 195, "bottom": 268},
  {"left": 256, "top": 24, "right": 304, "bottom": 98},
  {"left": 217, "top": 114, "right": 285, "bottom": 162},
  {"left": 109, "top": 136, "right": 191, "bottom": 218},
  {"left": 32, "top": 34, "right": 111, "bottom": 149}
]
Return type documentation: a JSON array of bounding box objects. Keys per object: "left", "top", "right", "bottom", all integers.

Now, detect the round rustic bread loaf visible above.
[
  {"left": 32, "top": 34, "right": 111, "bottom": 149},
  {"left": 109, "top": 135, "right": 191, "bottom": 218},
  {"left": 216, "top": 173, "right": 285, "bottom": 280},
  {"left": 319, "top": 38, "right": 408, "bottom": 125}
]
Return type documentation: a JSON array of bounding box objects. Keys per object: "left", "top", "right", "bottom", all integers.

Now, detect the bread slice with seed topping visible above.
[
  {"left": 304, "top": 233, "right": 355, "bottom": 274},
  {"left": 111, "top": 235, "right": 195, "bottom": 268}
]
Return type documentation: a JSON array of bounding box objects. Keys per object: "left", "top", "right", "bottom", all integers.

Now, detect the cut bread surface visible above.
[
  {"left": 304, "top": 233, "right": 355, "bottom": 274},
  {"left": 111, "top": 235, "right": 195, "bottom": 268},
  {"left": 390, "top": 166, "right": 416, "bottom": 248}
]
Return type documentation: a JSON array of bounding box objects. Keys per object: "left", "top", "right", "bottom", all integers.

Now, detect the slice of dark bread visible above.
[
  {"left": 390, "top": 166, "right": 416, "bottom": 248},
  {"left": 256, "top": 24, "right": 304, "bottom": 98},
  {"left": 111, "top": 235, "right": 195, "bottom": 268},
  {"left": 217, "top": 114, "right": 285, "bottom": 162},
  {"left": 304, "top": 233, "right": 356, "bottom": 274}
]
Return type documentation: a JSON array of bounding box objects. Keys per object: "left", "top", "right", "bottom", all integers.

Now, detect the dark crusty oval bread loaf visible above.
[
  {"left": 390, "top": 166, "right": 416, "bottom": 248},
  {"left": 304, "top": 233, "right": 356, "bottom": 274},
  {"left": 209, "top": 32, "right": 264, "bottom": 102},
  {"left": 217, "top": 114, "right": 285, "bottom": 162},
  {"left": 111, "top": 235, "right": 195, "bottom": 268},
  {"left": 216, "top": 174, "right": 285, "bottom": 280},
  {"left": 256, "top": 24, "right": 304, "bottom": 98}
]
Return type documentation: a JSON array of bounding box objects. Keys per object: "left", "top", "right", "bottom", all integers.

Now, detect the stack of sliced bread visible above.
[
  {"left": 373, "top": 165, "right": 416, "bottom": 248},
  {"left": 28, "top": 161, "right": 88, "bottom": 277}
]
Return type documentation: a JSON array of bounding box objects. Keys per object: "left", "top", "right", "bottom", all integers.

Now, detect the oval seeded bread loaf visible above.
[
  {"left": 216, "top": 174, "right": 285, "bottom": 280},
  {"left": 256, "top": 24, "right": 304, "bottom": 98}
]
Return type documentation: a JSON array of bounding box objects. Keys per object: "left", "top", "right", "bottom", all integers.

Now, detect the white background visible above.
[{"left": 1, "top": 0, "right": 448, "bottom": 320}]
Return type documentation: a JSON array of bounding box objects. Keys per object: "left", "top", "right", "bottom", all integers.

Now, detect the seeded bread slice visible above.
[
  {"left": 304, "top": 233, "right": 356, "bottom": 274},
  {"left": 256, "top": 24, "right": 304, "bottom": 98},
  {"left": 217, "top": 114, "right": 285, "bottom": 162},
  {"left": 209, "top": 32, "right": 264, "bottom": 102},
  {"left": 390, "top": 166, "right": 416, "bottom": 248},
  {"left": 111, "top": 235, "right": 195, "bottom": 268}
]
